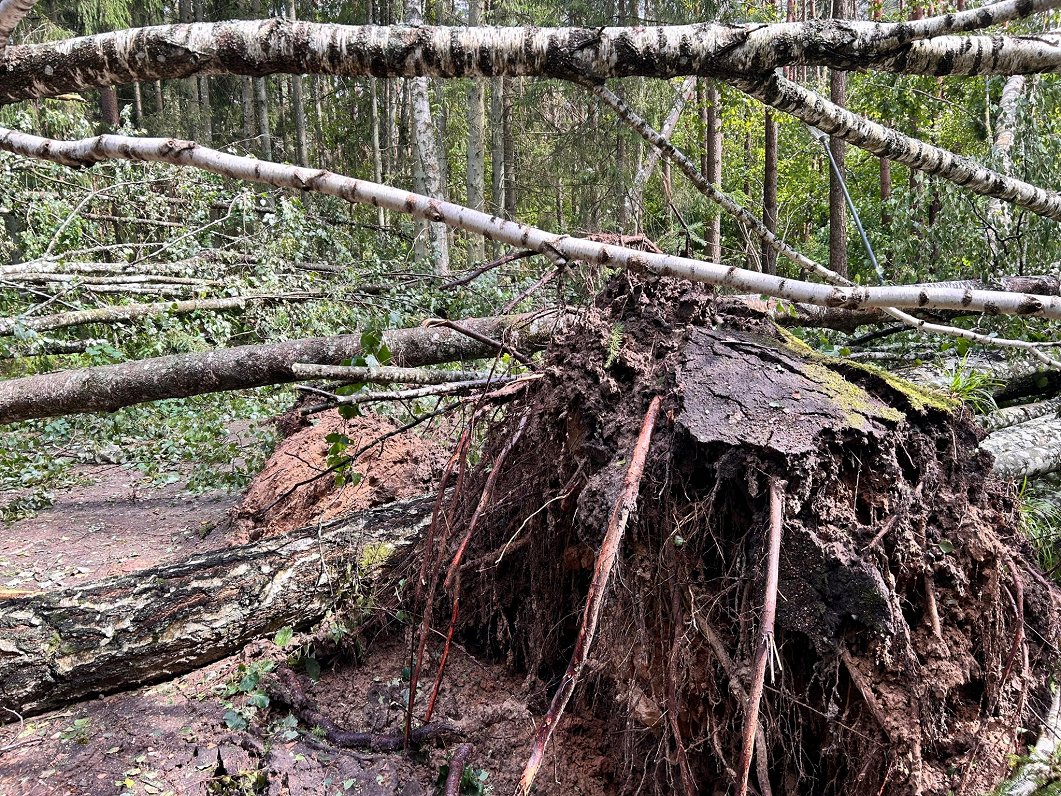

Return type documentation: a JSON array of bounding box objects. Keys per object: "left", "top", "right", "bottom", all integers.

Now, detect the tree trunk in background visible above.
[
  {"left": 465, "top": 0, "right": 486, "bottom": 265},
  {"left": 286, "top": 0, "right": 309, "bottom": 166},
  {"left": 744, "top": 128, "right": 757, "bottom": 270},
  {"left": 178, "top": 0, "right": 200, "bottom": 141},
  {"left": 99, "top": 87, "right": 119, "bottom": 128},
  {"left": 277, "top": 78, "right": 290, "bottom": 159},
  {"left": 503, "top": 77, "right": 516, "bottom": 219},
  {"left": 194, "top": 0, "right": 212, "bottom": 145},
  {"left": 250, "top": 0, "right": 272, "bottom": 160},
  {"left": 131, "top": 82, "right": 143, "bottom": 128},
  {"left": 370, "top": 77, "right": 386, "bottom": 226},
  {"left": 153, "top": 81, "right": 164, "bottom": 116},
  {"left": 987, "top": 74, "right": 1025, "bottom": 261},
  {"left": 241, "top": 76, "right": 256, "bottom": 143},
  {"left": 763, "top": 109, "right": 778, "bottom": 274},
  {"left": 311, "top": 76, "right": 327, "bottom": 167},
  {"left": 828, "top": 0, "right": 849, "bottom": 278},
  {"left": 700, "top": 79, "right": 723, "bottom": 262},
  {"left": 626, "top": 76, "right": 696, "bottom": 232},
  {"left": 490, "top": 77, "right": 504, "bottom": 216},
  {"left": 872, "top": 1, "right": 891, "bottom": 236},
  {"left": 405, "top": 0, "right": 450, "bottom": 274}
]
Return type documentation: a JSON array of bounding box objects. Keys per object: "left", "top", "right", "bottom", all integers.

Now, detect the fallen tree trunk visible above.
[
  {"left": 0, "top": 494, "right": 434, "bottom": 721},
  {"left": 982, "top": 414, "right": 1061, "bottom": 479},
  {"left": 0, "top": 292, "right": 323, "bottom": 336},
  {"left": 0, "top": 311, "right": 561, "bottom": 424}
]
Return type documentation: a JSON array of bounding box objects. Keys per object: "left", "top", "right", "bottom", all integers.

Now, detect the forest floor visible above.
[{"left": 0, "top": 412, "right": 612, "bottom": 796}]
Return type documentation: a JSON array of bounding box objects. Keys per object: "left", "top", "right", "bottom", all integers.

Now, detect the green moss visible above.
[
  {"left": 772, "top": 323, "right": 957, "bottom": 415},
  {"left": 774, "top": 325, "right": 818, "bottom": 357},
  {"left": 839, "top": 359, "right": 959, "bottom": 414},
  {"left": 801, "top": 360, "right": 905, "bottom": 428},
  {"left": 358, "top": 542, "right": 393, "bottom": 572}
]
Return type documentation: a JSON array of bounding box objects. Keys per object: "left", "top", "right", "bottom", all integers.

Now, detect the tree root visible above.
[
  {"left": 518, "top": 395, "right": 663, "bottom": 795},
  {"left": 737, "top": 478, "right": 785, "bottom": 796},
  {"left": 267, "top": 666, "right": 461, "bottom": 752}
]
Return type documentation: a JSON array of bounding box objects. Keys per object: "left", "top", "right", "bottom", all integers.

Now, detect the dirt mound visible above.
[
  {"left": 235, "top": 411, "right": 445, "bottom": 540},
  {"left": 402, "top": 274, "right": 1061, "bottom": 796}
]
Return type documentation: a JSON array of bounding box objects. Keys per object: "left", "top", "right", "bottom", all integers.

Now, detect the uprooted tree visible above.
[{"left": 2, "top": 0, "right": 1061, "bottom": 793}]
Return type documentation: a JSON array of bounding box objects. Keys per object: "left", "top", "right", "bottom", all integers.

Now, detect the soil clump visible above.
[{"left": 407, "top": 274, "right": 1061, "bottom": 795}]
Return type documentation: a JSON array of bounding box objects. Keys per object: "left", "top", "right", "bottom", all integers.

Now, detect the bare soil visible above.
[
  {"left": 0, "top": 465, "right": 238, "bottom": 593},
  {"left": 0, "top": 638, "right": 609, "bottom": 796},
  {"left": 233, "top": 410, "right": 446, "bottom": 541}
]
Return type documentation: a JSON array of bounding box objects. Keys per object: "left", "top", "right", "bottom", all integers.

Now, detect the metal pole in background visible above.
[{"left": 808, "top": 125, "right": 887, "bottom": 286}]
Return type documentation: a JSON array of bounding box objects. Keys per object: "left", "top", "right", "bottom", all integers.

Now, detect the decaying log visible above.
[
  {"left": 983, "top": 415, "right": 1061, "bottom": 480},
  {"left": 0, "top": 495, "right": 433, "bottom": 720}
]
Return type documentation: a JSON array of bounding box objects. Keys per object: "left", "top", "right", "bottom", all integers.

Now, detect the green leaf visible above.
[
  {"left": 273, "top": 626, "right": 294, "bottom": 648},
  {"left": 938, "top": 539, "right": 955, "bottom": 554},
  {"left": 223, "top": 710, "right": 248, "bottom": 730},
  {"left": 248, "top": 692, "right": 270, "bottom": 709}
]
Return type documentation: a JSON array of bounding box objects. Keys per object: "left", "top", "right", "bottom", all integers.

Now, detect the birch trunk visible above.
[
  {"left": 286, "top": 0, "right": 309, "bottom": 166},
  {"left": 6, "top": 5, "right": 1061, "bottom": 107},
  {"left": 177, "top": 0, "right": 201, "bottom": 140},
  {"left": 763, "top": 109, "right": 778, "bottom": 275},
  {"left": 503, "top": 77, "right": 517, "bottom": 219},
  {"left": 405, "top": 0, "right": 450, "bottom": 274},
  {"left": 3, "top": 128, "right": 1059, "bottom": 326},
  {"left": 701, "top": 79, "right": 723, "bottom": 263},
  {"left": 828, "top": 0, "right": 849, "bottom": 278},
  {"left": 465, "top": 0, "right": 486, "bottom": 265},
  {"left": 625, "top": 76, "right": 696, "bottom": 231},
  {"left": 241, "top": 76, "right": 256, "bottom": 143},
  {"left": 987, "top": 74, "right": 1026, "bottom": 257},
  {"left": 734, "top": 71, "right": 1061, "bottom": 222},
  {"left": 0, "top": 310, "right": 560, "bottom": 423},
  {"left": 194, "top": 0, "right": 213, "bottom": 146},
  {"left": 131, "top": 81, "right": 143, "bottom": 127}
]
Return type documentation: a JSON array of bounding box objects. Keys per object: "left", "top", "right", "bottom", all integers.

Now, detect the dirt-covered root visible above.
[{"left": 404, "top": 275, "right": 1061, "bottom": 796}]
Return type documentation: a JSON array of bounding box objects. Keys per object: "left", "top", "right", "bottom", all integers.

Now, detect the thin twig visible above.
[
  {"left": 519, "top": 395, "right": 663, "bottom": 795},
  {"left": 442, "top": 249, "right": 537, "bottom": 288},
  {"left": 737, "top": 478, "right": 785, "bottom": 796},
  {"left": 298, "top": 375, "right": 536, "bottom": 416},
  {"left": 423, "top": 318, "right": 537, "bottom": 367}
]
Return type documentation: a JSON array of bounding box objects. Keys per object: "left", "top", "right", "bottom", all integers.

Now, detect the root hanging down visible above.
[
  {"left": 388, "top": 276, "right": 1061, "bottom": 795},
  {"left": 737, "top": 478, "right": 785, "bottom": 796},
  {"left": 518, "top": 395, "right": 663, "bottom": 795}
]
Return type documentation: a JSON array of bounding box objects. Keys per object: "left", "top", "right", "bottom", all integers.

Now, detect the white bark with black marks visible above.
[
  {"left": 1, "top": 127, "right": 1058, "bottom": 325},
  {"left": 734, "top": 71, "right": 1061, "bottom": 222},
  {"left": 1, "top": 0, "right": 1058, "bottom": 103}
]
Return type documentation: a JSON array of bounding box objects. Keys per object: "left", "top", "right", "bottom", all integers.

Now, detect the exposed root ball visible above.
[{"left": 413, "top": 276, "right": 1060, "bottom": 796}]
